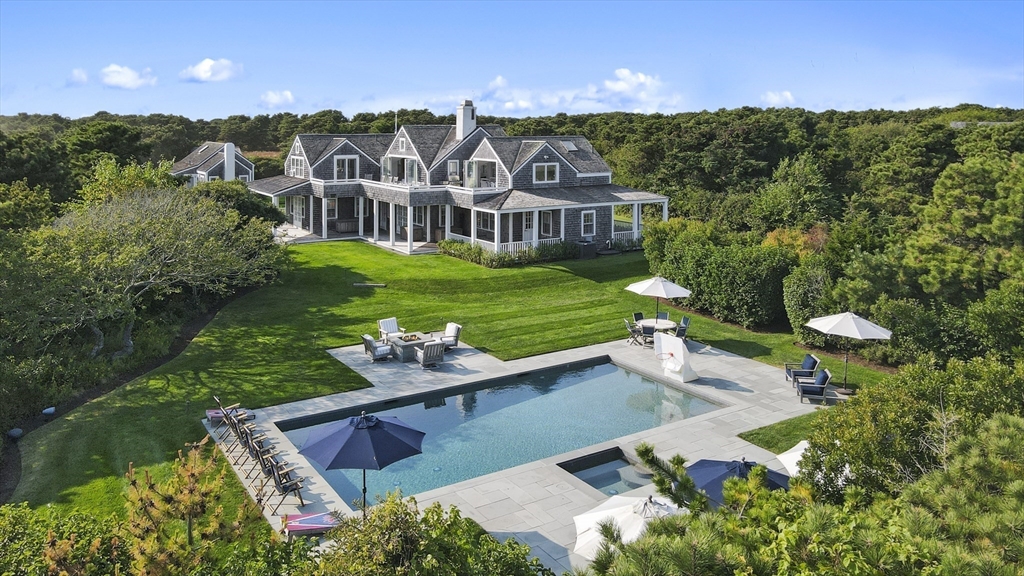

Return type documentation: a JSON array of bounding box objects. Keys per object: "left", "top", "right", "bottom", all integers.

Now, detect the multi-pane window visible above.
[
  {"left": 448, "top": 160, "right": 460, "bottom": 179},
  {"left": 399, "top": 138, "right": 407, "bottom": 152},
  {"left": 334, "top": 156, "right": 358, "bottom": 180},
  {"left": 326, "top": 198, "right": 337, "bottom": 219},
  {"left": 581, "top": 210, "right": 596, "bottom": 237},
  {"left": 288, "top": 156, "right": 306, "bottom": 178},
  {"left": 354, "top": 199, "right": 369, "bottom": 217},
  {"left": 476, "top": 211, "right": 494, "bottom": 231},
  {"left": 413, "top": 206, "right": 425, "bottom": 226},
  {"left": 396, "top": 208, "right": 407, "bottom": 228},
  {"left": 533, "top": 163, "right": 558, "bottom": 183},
  {"left": 541, "top": 211, "right": 552, "bottom": 236}
]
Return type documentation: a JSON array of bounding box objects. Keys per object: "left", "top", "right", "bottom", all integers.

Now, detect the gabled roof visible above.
[
  {"left": 429, "top": 124, "right": 509, "bottom": 169},
  {"left": 172, "top": 142, "right": 228, "bottom": 174},
  {"left": 470, "top": 136, "right": 611, "bottom": 175},
  {"left": 295, "top": 135, "right": 339, "bottom": 166},
  {"left": 474, "top": 184, "right": 664, "bottom": 211},
  {"left": 305, "top": 134, "right": 395, "bottom": 167},
  {"left": 247, "top": 175, "right": 312, "bottom": 197},
  {"left": 197, "top": 152, "right": 225, "bottom": 173},
  {"left": 476, "top": 137, "right": 525, "bottom": 173},
  {"left": 540, "top": 136, "right": 609, "bottom": 174},
  {"left": 401, "top": 125, "right": 455, "bottom": 167}
]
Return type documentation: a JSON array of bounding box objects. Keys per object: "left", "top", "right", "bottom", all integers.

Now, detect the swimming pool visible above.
[{"left": 283, "top": 361, "right": 720, "bottom": 506}]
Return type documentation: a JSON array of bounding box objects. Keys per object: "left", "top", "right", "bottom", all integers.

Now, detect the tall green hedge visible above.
[{"left": 645, "top": 220, "right": 797, "bottom": 327}]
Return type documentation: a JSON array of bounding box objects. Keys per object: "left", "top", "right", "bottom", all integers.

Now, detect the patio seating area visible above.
[{"left": 364, "top": 317, "right": 463, "bottom": 368}]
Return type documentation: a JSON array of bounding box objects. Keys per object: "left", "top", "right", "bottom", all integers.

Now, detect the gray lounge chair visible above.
[
  {"left": 796, "top": 369, "right": 831, "bottom": 403},
  {"left": 416, "top": 341, "right": 445, "bottom": 369},
  {"left": 785, "top": 354, "right": 820, "bottom": 384},
  {"left": 378, "top": 317, "right": 405, "bottom": 340},
  {"left": 439, "top": 322, "right": 462, "bottom": 350},
  {"left": 362, "top": 334, "right": 391, "bottom": 361}
]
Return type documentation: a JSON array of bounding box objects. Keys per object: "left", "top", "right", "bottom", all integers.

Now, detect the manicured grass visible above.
[
  {"left": 738, "top": 411, "right": 822, "bottom": 454},
  {"left": 14, "top": 241, "right": 889, "bottom": 515}
]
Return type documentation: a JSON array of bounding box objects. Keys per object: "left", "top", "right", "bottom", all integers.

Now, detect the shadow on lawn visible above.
[
  {"left": 556, "top": 252, "right": 650, "bottom": 285},
  {"left": 700, "top": 338, "right": 773, "bottom": 359}
]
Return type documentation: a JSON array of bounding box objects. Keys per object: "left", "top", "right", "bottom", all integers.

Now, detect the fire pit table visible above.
[{"left": 387, "top": 332, "right": 432, "bottom": 362}]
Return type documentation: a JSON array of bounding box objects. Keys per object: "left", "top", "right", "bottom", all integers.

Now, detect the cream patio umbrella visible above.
[
  {"left": 625, "top": 277, "right": 692, "bottom": 318},
  {"left": 573, "top": 495, "right": 680, "bottom": 561},
  {"left": 805, "top": 312, "right": 891, "bottom": 392}
]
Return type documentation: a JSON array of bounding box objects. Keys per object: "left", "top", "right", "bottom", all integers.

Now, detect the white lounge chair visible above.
[
  {"left": 362, "top": 334, "right": 391, "bottom": 362},
  {"left": 416, "top": 341, "right": 445, "bottom": 369},
  {"left": 378, "top": 317, "right": 405, "bottom": 340},
  {"left": 439, "top": 322, "right": 462, "bottom": 350}
]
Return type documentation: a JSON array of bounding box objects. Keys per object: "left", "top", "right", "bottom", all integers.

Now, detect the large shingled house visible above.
[
  {"left": 172, "top": 141, "right": 255, "bottom": 186},
  {"left": 246, "top": 101, "right": 668, "bottom": 254}
]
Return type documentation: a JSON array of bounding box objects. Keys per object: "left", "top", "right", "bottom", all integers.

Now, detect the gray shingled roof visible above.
[
  {"left": 197, "top": 152, "right": 224, "bottom": 173},
  {"left": 477, "top": 137, "right": 525, "bottom": 173},
  {"left": 296, "top": 135, "right": 339, "bottom": 166},
  {"left": 402, "top": 125, "right": 455, "bottom": 167},
  {"left": 247, "top": 175, "right": 312, "bottom": 196},
  {"left": 341, "top": 134, "right": 395, "bottom": 163},
  {"left": 512, "top": 141, "right": 546, "bottom": 173},
  {"left": 542, "top": 137, "right": 609, "bottom": 174},
  {"left": 472, "top": 136, "right": 611, "bottom": 175},
  {"left": 171, "top": 142, "right": 224, "bottom": 174},
  {"left": 429, "top": 125, "right": 510, "bottom": 169},
  {"left": 480, "top": 124, "right": 507, "bottom": 137},
  {"left": 474, "top": 184, "right": 665, "bottom": 210}
]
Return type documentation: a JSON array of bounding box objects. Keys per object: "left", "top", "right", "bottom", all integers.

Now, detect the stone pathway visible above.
[{"left": 208, "top": 337, "right": 836, "bottom": 573}]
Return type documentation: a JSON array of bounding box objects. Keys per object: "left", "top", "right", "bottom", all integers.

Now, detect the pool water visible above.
[{"left": 284, "top": 362, "right": 719, "bottom": 507}]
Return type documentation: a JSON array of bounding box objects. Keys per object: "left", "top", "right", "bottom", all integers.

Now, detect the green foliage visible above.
[
  {"left": 801, "top": 356, "right": 1024, "bottom": 500},
  {"left": 189, "top": 179, "right": 285, "bottom": 225},
  {"left": 437, "top": 239, "right": 579, "bottom": 268},
  {"left": 319, "top": 492, "right": 553, "bottom": 576},
  {"left": 967, "top": 280, "right": 1024, "bottom": 361},
  {"left": 0, "top": 502, "right": 129, "bottom": 576},
  {"left": 645, "top": 220, "right": 798, "bottom": 327},
  {"left": 0, "top": 179, "right": 52, "bottom": 230},
  {"left": 748, "top": 153, "right": 840, "bottom": 233},
  {"left": 59, "top": 120, "right": 152, "bottom": 193},
  {"left": 250, "top": 155, "right": 284, "bottom": 179},
  {"left": 0, "top": 129, "right": 73, "bottom": 204},
  {"left": 78, "top": 156, "right": 180, "bottom": 204},
  {"left": 634, "top": 442, "right": 707, "bottom": 512},
  {"left": 783, "top": 256, "right": 835, "bottom": 346}
]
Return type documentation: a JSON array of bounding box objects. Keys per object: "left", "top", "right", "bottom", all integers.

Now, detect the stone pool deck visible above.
[{"left": 209, "top": 338, "right": 834, "bottom": 573}]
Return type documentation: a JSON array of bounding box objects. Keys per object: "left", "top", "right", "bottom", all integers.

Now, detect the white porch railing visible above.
[
  {"left": 447, "top": 232, "right": 472, "bottom": 243},
  {"left": 613, "top": 230, "right": 640, "bottom": 242},
  {"left": 445, "top": 235, "right": 566, "bottom": 254},
  {"left": 500, "top": 241, "right": 532, "bottom": 255},
  {"left": 538, "top": 237, "right": 562, "bottom": 247}
]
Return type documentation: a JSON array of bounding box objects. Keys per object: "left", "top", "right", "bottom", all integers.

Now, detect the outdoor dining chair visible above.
[
  {"left": 633, "top": 312, "right": 644, "bottom": 323},
  {"left": 675, "top": 316, "right": 691, "bottom": 340},
  {"left": 624, "top": 318, "right": 642, "bottom": 346},
  {"left": 795, "top": 369, "right": 832, "bottom": 403},
  {"left": 641, "top": 325, "right": 656, "bottom": 347},
  {"left": 656, "top": 311, "right": 669, "bottom": 321}
]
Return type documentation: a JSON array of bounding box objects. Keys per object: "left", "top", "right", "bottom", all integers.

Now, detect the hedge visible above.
[{"left": 437, "top": 239, "right": 579, "bottom": 268}]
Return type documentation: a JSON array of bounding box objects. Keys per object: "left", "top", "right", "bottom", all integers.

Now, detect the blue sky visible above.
[{"left": 1, "top": 1, "right": 1021, "bottom": 120}]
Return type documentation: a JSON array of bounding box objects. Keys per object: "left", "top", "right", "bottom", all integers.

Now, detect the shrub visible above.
[
  {"left": 783, "top": 256, "right": 836, "bottom": 347},
  {"left": 863, "top": 296, "right": 982, "bottom": 366},
  {"left": 0, "top": 503, "right": 129, "bottom": 576},
  {"left": 967, "top": 280, "right": 1024, "bottom": 361},
  {"left": 437, "top": 239, "right": 578, "bottom": 268}
]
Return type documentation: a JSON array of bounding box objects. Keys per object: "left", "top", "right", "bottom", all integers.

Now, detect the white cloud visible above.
[
  {"left": 472, "top": 69, "right": 681, "bottom": 115},
  {"left": 488, "top": 75, "right": 508, "bottom": 89},
  {"left": 68, "top": 68, "right": 88, "bottom": 86},
  {"left": 260, "top": 90, "right": 295, "bottom": 109},
  {"left": 604, "top": 68, "right": 660, "bottom": 94},
  {"left": 179, "top": 58, "right": 242, "bottom": 82},
  {"left": 760, "top": 90, "right": 795, "bottom": 106},
  {"left": 101, "top": 64, "right": 156, "bottom": 89}
]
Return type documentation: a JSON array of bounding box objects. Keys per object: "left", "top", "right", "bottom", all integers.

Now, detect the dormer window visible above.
[
  {"left": 399, "top": 138, "right": 407, "bottom": 152},
  {"left": 334, "top": 155, "right": 359, "bottom": 181},
  {"left": 288, "top": 155, "right": 307, "bottom": 178},
  {"left": 533, "top": 163, "right": 558, "bottom": 184}
]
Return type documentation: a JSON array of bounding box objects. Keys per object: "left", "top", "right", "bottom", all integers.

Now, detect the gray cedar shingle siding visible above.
[
  {"left": 511, "top": 149, "right": 576, "bottom": 189},
  {"left": 310, "top": 140, "right": 378, "bottom": 182},
  {"left": 428, "top": 129, "right": 490, "bottom": 184}
]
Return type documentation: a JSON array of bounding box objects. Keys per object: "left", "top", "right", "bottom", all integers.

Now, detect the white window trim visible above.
[
  {"left": 581, "top": 210, "right": 596, "bottom": 237},
  {"left": 413, "top": 206, "right": 425, "bottom": 226},
  {"left": 447, "top": 159, "right": 460, "bottom": 178},
  {"left": 541, "top": 210, "right": 552, "bottom": 236},
  {"left": 476, "top": 211, "right": 494, "bottom": 231},
  {"left": 333, "top": 155, "right": 359, "bottom": 181},
  {"left": 326, "top": 198, "right": 338, "bottom": 219},
  {"left": 533, "top": 162, "right": 559, "bottom": 184},
  {"left": 399, "top": 138, "right": 407, "bottom": 152},
  {"left": 238, "top": 174, "right": 251, "bottom": 182},
  {"left": 354, "top": 199, "right": 369, "bottom": 217}
]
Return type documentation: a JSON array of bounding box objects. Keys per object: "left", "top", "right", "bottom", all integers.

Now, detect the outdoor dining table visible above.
[{"left": 636, "top": 318, "right": 678, "bottom": 331}]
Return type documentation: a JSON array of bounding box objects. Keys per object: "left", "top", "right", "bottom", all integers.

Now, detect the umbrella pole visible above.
[
  {"left": 362, "top": 469, "right": 367, "bottom": 521},
  {"left": 843, "top": 339, "right": 849, "bottom": 390}
]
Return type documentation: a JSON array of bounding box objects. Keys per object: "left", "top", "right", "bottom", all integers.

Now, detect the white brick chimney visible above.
[
  {"left": 456, "top": 100, "right": 476, "bottom": 141},
  {"left": 224, "top": 142, "right": 235, "bottom": 181}
]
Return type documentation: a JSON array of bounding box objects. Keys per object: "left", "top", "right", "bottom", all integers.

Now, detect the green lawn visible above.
[
  {"left": 14, "top": 241, "right": 888, "bottom": 515},
  {"left": 738, "top": 411, "right": 822, "bottom": 454}
]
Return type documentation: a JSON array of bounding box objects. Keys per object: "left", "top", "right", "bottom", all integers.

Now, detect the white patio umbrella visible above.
[
  {"left": 625, "top": 277, "right": 692, "bottom": 317},
  {"left": 777, "top": 440, "right": 809, "bottom": 477},
  {"left": 573, "top": 495, "right": 680, "bottom": 561},
  {"left": 805, "top": 312, "right": 891, "bottom": 391}
]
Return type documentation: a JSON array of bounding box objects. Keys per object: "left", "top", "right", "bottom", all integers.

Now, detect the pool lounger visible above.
[{"left": 284, "top": 511, "right": 339, "bottom": 539}]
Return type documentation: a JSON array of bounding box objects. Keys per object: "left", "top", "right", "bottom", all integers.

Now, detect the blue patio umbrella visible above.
[
  {"left": 686, "top": 458, "right": 789, "bottom": 508},
  {"left": 299, "top": 411, "right": 425, "bottom": 518}
]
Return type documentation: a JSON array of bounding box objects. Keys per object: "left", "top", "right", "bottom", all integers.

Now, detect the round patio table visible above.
[{"left": 636, "top": 318, "right": 677, "bottom": 331}]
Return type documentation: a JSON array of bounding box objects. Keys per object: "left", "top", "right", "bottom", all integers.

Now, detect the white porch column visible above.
[
  {"left": 445, "top": 205, "right": 451, "bottom": 240},
  {"left": 633, "top": 202, "right": 640, "bottom": 240},
  {"left": 357, "top": 197, "right": 364, "bottom": 237},
  {"left": 407, "top": 205, "right": 414, "bottom": 253},
  {"left": 559, "top": 209, "right": 565, "bottom": 241},
  {"left": 321, "top": 197, "right": 327, "bottom": 239},
  {"left": 426, "top": 205, "right": 432, "bottom": 244},
  {"left": 373, "top": 199, "right": 379, "bottom": 243},
  {"left": 470, "top": 208, "right": 477, "bottom": 246},
  {"left": 533, "top": 209, "right": 540, "bottom": 247},
  {"left": 389, "top": 202, "right": 396, "bottom": 246},
  {"left": 662, "top": 201, "right": 668, "bottom": 222},
  {"left": 494, "top": 210, "right": 502, "bottom": 254}
]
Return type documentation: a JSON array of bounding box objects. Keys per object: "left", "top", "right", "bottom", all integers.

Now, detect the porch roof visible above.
[
  {"left": 473, "top": 184, "right": 666, "bottom": 211},
  {"left": 248, "top": 175, "right": 312, "bottom": 197}
]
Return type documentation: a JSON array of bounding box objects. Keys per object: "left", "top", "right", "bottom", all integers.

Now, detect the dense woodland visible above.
[{"left": 1, "top": 104, "right": 1023, "bottom": 574}]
